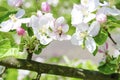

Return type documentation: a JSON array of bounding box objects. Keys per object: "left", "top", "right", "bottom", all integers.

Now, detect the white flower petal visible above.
[
  {"left": 30, "top": 15, "right": 39, "bottom": 28},
  {"left": 81, "top": 0, "right": 99, "bottom": 12},
  {"left": 37, "top": 10, "right": 43, "bottom": 17},
  {"left": 0, "top": 20, "right": 13, "bottom": 32},
  {"left": 97, "top": 7, "right": 108, "bottom": 15},
  {"left": 85, "top": 37, "right": 96, "bottom": 53},
  {"left": 88, "top": 0, "right": 99, "bottom": 12},
  {"left": 15, "top": 9, "right": 25, "bottom": 18},
  {"left": 88, "top": 21, "right": 100, "bottom": 37},
  {"left": 19, "top": 18, "right": 30, "bottom": 23},
  {"left": 47, "top": 0, "right": 59, "bottom": 7},
  {"left": 76, "top": 23, "right": 89, "bottom": 32},
  {"left": 113, "top": 50, "right": 120, "bottom": 58},
  {"left": 71, "top": 33, "right": 83, "bottom": 45},
  {"left": 62, "top": 24, "right": 69, "bottom": 33},
  {"left": 83, "top": 13, "right": 96, "bottom": 23},
  {"left": 107, "top": 7, "right": 120, "bottom": 16},
  {"left": 7, "top": 0, "right": 14, "bottom": 6},
  {"left": 44, "top": 13, "right": 54, "bottom": 22},
  {"left": 12, "top": 21, "right": 21, "bottom": 29},
  {"left": 38, "top": 13, "right": 54, "bottom": 27},
  {"left": 71, "top": 4, "right": 83, "bottom": 25},
  {"left": 55, "top": 17, "right": 64, "bottom": 26},
  {"left": 58, "top": 34, "right": 71, "bottom": 41},
  {"left": 97, "top": 7, "right": 120, "bottom": 16},
  {"left": 39, "top": 35, "right": 52, "bottom": 45}
]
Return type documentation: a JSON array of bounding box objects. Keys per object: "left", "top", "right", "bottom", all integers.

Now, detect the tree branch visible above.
[{"left": 0, "top": 57, "right": 119, "bottom": 80}]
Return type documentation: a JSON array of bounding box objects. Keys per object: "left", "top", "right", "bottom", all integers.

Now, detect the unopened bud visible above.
[
  {"left": 7, "top": 0, "right": 23, "bottom": 7},
  {"left": 16, "top": 27, "right": 25, "bottom": 36},
  {"left": 41, "top": 2, "right": 51, "bottom": 13},
  {"left": 96, "top": 13, "right": 107, "bottom": 23}
]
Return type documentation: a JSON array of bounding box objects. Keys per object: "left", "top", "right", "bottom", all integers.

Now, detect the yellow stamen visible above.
[
  {"left": 57, "top": 26, "right": 62, "bottom": 36},
  {"left": 80, "top": 31, "right": 87, "bottom": 38},
  {"left": 9, "top": 14, "right": 17, "bottom": 22}
]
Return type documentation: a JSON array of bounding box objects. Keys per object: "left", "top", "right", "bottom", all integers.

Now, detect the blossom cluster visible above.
[
  {"left": 71, "top": 0, "right": 120, "bottom": 53},
  {"left": 0, "top": 0, "right": 120, "bottom": 55}
]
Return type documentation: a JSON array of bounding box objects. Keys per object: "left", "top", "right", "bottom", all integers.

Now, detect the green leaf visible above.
[
  {"left": 107, "top": 16, "right": 120, "bottom": 31},
  {"left": 0, "top": 6, "right": 8, "bottom": 11},
  {"left": 0, "top": 35, "right": 20, "bottom": 58},
  {"left": 98, "top": 63, "right": 117, "bottom": 74},
  {"left": 67, "top": 26, "right": 76, "bottom": 35},
  {"left": 94, "top": 29, "right": 108, "bottom": 45},
  {"left": 98, "top": 57, "right": 118, "bottom": 74},
  {"left": 0, "top": 32, "right": 17, "bottom": 47},
  {"left": 34, "top": 48, "right": 42, "bottom": 55},
  {"left": 1, "top": 48, "right": 19, "bottom": 58},
  {"left": 0, "top": 6, "right": 8, "bottom": 20},
  {"left": 0, "top": 39, "right": 11, "bottom": 56},
  {"left": 115, "top": 0, "right": 120, "bottom": 9},
  {"left": 5, "top": 69, "right": 18, "bottom": 80},
  {"left": 27, "top": 27, "right": 34, "bottom": 37}
]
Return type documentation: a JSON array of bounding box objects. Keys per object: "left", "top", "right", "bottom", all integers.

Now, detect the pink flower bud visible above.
[
  {"left": 41, "top": 2, "right": 51, "bottom": 13},
  {"left": 16, "top": 27, "right": 25, "bottom": 36},
  {"left": 96, "top": 13, "right": 107, "bottom": 23},
  {"left": 7, "top": 0, "right": 23, "bottom": 7}
]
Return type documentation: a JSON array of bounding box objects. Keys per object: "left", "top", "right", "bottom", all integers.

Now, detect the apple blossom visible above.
[
  {"left": 0, "top": 9, "right": 30, "bottom": 32},
  {"left": 71, "top": 0, "right": 100, "bottom": 25},
  {"left": 71, "top": 21, "right": 100, "bottom": 53},
  {"left": 7, "top": 0, "right": 23, "bottom": 7},
  {"left": 71, "top": 4, "right": 96, "bottom": 25},
  {"left": 41, "top": 2, "right": 51, "bottom": 13},
  {"left": 50, "top": 17, "right": 71, "bottom": 41},
  {"left": 30, "top": 12, "right": 54, "bottom": 45}
]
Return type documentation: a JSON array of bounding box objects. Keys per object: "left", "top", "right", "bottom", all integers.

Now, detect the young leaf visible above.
[
  {"left": 0, "top": 39, "right": 11, "bottom": 57},
  {"left": 94, "top": 29, "right": 108, "bottom": 45}
]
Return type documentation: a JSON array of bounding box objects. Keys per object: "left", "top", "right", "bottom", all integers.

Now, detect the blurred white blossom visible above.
[
  {"left": 0, "top": 9, "right": 30, "bottom": 32},
  {"left": 47, "top": 0, "right": 59, "bottom": 7},
  {"left": 7, "top": 0, "right": 23, "bottom": 7},
  {"left": 71, "top": 0, "right": 99, "bottom": 25}
]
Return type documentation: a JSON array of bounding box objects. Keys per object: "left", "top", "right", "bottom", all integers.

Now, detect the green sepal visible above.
[{"left": 92, "top": 46, "right": 98, "bottom": 56}]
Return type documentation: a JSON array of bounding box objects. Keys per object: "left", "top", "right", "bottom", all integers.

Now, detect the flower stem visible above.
[{"left": 105, "top": 29, "right": 117, "bottom": 45}]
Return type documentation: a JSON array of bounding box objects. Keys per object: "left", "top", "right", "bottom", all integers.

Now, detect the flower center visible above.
[
  {"left": 82, "top": 0, "right": 89, "bottom": 5},
  {"left": 57, "top": 26, "right": 63, "bottom": 36},
  {"left": 80, "top": 31, "right": 87, "bottom": 38},
  {"left": 81, "top": 8, "right": 88, "bottom": 16},
  {"left": 39, "top": 25, "right": 47, "bottom": 35},
  {"left": 9, "top": 14, "right": 18, "bottom": 22}
]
